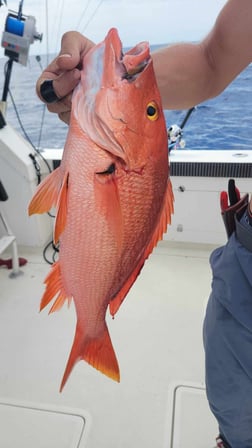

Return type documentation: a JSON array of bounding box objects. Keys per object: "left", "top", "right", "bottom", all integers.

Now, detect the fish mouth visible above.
[
  {"left": 104, "top": 28, "right": 150, "bottom": 84},
  {"left": 121, "top": 60, "right": 147, "bottom": 81}
]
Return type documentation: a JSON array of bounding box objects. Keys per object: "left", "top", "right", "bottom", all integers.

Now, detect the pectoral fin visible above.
[{"left": 28, "top": 167, "right": 61, "bottom": 215}]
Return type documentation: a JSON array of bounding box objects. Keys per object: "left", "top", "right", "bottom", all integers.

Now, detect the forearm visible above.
[
  {"left": 152, "top": 42, "right": 217, "bottom": 110},
  {"left": 153, "top": 0, "right": 252, "bottom": 111}
]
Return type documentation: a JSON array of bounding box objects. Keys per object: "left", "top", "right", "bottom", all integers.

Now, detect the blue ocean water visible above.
[
  {"left": 165, "top": 65, "right": 252, "bottom": 150},
  {"left": 0, "top": 52, "right": 252, "bottom": 150}
]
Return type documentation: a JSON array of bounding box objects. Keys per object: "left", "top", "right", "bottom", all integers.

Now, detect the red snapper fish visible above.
[{"left": 29, "top": 28, "right": 174, "bottom": 391}]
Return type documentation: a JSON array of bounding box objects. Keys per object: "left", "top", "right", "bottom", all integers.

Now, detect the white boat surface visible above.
[{"left": 1, "top": 122, "right": 251, "bottom": 447}]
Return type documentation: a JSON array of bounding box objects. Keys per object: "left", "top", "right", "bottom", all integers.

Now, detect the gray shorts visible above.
[{"left": 203, "top": 204, "right": 252, "bottom": 447}]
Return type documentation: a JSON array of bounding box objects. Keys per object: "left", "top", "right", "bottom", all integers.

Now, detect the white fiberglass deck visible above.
[{"left": 0, "top": 240, "right": 219, "bottom": 448}]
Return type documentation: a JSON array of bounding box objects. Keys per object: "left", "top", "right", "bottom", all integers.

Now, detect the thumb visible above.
[
  {"left": 36, "top": 31, "right": 94, "bottom": 101},
  {"left": 56, "top": 31, "right": 95, "bottom": 71}
]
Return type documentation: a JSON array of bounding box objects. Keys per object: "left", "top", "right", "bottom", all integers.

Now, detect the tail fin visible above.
[{"left": 60, "top": 323, "right": 120, "bottom": 391}]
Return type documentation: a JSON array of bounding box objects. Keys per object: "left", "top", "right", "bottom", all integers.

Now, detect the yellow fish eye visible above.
[{"left": 146, "top": 101, "right": 159, "bottom": 121}]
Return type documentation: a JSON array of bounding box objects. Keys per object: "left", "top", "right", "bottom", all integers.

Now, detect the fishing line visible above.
[
  {"left": 37, "top": 103, "right": 46, "bottom": 150},
  {"left": 75, "top": 0, "right": 93, "bottom": 32},
  {"left": 8, "top": 85, "right": 42, "bottom": 184},
  {"left": 81, "top": 0, "right": 104, "bottom": 34},
  {"left": 45, "top": 0, "right": 50, "bottom": 64},
  {"left": 8, "top": 86, "right": 52, "bottom": 173},
  {"left": 54, "top": 0, "right": 65, "bottom": 55},
  {"left": 7, "top": 85, "right": 35, "bottom": 148},
  {"left": 34, "top": 55, "right": 48, "bottom": 151}
]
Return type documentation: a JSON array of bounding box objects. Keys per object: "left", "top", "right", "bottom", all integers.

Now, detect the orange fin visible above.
[
  {"left": 60, "top": 323, "right": 120, "bottom": 391},
  {"left": 109, "top": 179, "right": 174, "bottom": 317},
  {"left": 143, "top": 178, "right": 174, "bottom": 253},
  {"left": 28, "top": 167, "right": 61, "bottom": 215},
  {"left": 54, "top": 171, "right": 69, "bottom": 244},
  {"left": 40, "top": 261, "right": 71, "bottom": 313}
]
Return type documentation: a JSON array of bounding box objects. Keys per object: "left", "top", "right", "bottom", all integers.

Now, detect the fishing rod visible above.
[
  {"left": 1, "top": 0, "right": 42, "bottom": 101},
  {"left": 168, "top": 106, "right": 196, "bottom": 152},
  {"left": 0, "top": 1, "right": 48, "bottom": 184}
]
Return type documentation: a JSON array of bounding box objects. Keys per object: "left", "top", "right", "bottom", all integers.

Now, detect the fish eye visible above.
[
  {"left": 96, "top": 163, "right": 116, "bottom": 175},
  {"left": 146, "top": 101, "right": 159, "bottom": 121}
]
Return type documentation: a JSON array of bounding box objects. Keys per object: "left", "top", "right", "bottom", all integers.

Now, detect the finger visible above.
[
  {"left": 37, "top": 67, "right": 81, "bottom": 102},
  {"left": 46, "top": 93, "right": 72, "bottom": 114},
  {"left": 54, "top": 68, "right": 81, "bottom": 98},
  {"left": 36, "top": 32, "right": 94, "bottom": 102},
  {"left": 58, "top": 110, "right": 71, "bottom": 125},
  {"left": 41, "top": 31, "right": 94, "bottom": 77},
  {"left": 58, "top": 31, "right": 94, "bottom": 69}
]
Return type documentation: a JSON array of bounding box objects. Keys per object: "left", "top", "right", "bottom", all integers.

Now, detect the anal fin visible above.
[{"left": 40, "top": 261, "right": 71, "bottom": 313}]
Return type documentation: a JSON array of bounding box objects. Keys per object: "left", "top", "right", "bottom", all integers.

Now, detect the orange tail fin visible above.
[{"left": 60, "top": 323, "right": 120, "bottom": 391}]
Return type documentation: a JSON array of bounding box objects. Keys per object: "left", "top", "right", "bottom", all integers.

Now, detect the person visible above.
[{"left": 36, "top": 1, "right": 252, "bottom": 446}]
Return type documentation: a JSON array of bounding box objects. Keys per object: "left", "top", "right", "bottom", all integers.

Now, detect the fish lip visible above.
[{"left": 105, "top": 28, "right": 150, "bottom": 83}]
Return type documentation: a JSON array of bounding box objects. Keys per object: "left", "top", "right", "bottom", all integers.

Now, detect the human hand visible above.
[{"left": 36, "top": 31, "right": 94, "bottom": 124}]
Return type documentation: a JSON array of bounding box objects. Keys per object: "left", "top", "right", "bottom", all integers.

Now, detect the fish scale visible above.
[{"left": 28, "top": 27, "right": 173, "bottom": 391}]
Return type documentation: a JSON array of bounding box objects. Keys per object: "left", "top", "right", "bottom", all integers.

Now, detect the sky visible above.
[{"left": 0, "top": 0, "right": 227, "bottom": 57}]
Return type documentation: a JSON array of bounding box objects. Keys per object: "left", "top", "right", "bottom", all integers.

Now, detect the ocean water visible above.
[{"left": 0, "top": 51, "right": 252, "bottom": 151}]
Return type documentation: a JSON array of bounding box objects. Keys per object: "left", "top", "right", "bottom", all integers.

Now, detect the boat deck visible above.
[{"left": 0, "top": 240, "right": 219, "bottom": 448}]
